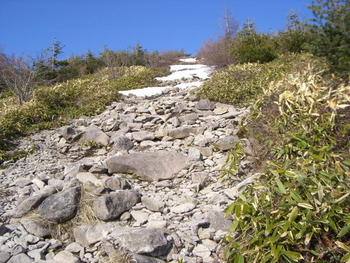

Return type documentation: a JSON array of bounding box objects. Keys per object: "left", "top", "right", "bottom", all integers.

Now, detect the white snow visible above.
[
  {"left": 175, "top": 81, "right": 204, "bottom": 90},
  {"left": 118, "top": 86, "right": 171, "bottom": 98},
  {"left": 179, "top": 58, "right": 197, "bottom": 63},
  {"left": 156, "top": 65, "right": 214, "bottom": 82},
  {"left": 118, "top": 58, "right": 214, "bottom": 98},
  {"left": 170, "top": 64, "right": 208, "bottom": 71}
]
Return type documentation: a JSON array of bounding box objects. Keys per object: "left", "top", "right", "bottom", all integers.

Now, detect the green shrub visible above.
[
  {"left": 274, "top": 12, "right": 311, "bottom": 54},
  {"left": 230, "top": 23, "right": 277, "bottom": 64},
  {"left": 198, "top": 54, "right": 320, "bottom": 106},
  {"left": 307, "top": 0, "right": 350, "bottom": 78},
  {"left": 0, "top": 66, "right": 164, "bottom": 155},
  {"left": 222, "top": 58, "right": 350, "bottom": 262}
]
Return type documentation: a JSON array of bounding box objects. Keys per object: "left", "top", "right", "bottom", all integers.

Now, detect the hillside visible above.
[{"left": 0, "top": 58, "right": 248, "bottom": 263}]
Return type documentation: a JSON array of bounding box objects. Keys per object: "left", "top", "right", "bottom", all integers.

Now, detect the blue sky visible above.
[{"left": 0, "top": 0, "right": 313, "bottom": 57}]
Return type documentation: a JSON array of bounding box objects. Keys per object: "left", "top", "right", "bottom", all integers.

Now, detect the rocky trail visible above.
[{"left": 0, "top": 58, "right": 254, "bottom": 263}]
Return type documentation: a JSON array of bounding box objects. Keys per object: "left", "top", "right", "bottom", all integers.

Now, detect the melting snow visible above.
[
  {"left": 118, "top": 58, "right": 214, "bottom": 97},
  {"left": 118, "top": 86, "right": 171, "bottom": 98},
  {"left": 175, "top": 81, "right": 204, "bottom": 90},
  {"left": 179, "top": 58, "right": 197, "bottom": 63}
]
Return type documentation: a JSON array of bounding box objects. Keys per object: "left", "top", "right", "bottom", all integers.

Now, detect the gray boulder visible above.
[
  {"left": 105, "top": 176, "right": 131, "bottom": 191},
  {"left": 93, "top": 190, "right": 140, "bottom": 221},
  {"left": 112, "top": 228, "right": 172, "bottom": 257},
  {"left": 196, "top": 99, "right": 216, "bottom": 110},
  {"left": 112, "top": 136, "right": 134, "bottom": 151},
  {"left": 38, "top": 186, "right": 81, "bottom": 223},
  {"left": 132, "top": 131, "right": 155, "bottom": 142},
  {"left": 206, "top": 210, "right": 232, "bottom": 232},
  {"left": 132, "top": 254, "right": 165, "bottom": 263},
  {"left": 11, "top": 186, "right": 57, "bottom": 218},
  {"left": 59, "top": 126, "right": 79, "bottom": 141},
  {"left": 7, "top": 254, "right": 33, "bottom": 263},
  {"left": 73, "top": 223, "right": 115, "bottom": 247},
  {"left": 106, "top": 151, "right": 188, "bottom": 181},
  {"left": 80, "top": 125, "right": 109, "bottom": 146},
  {"left": 0, "top": 252, "right": 11, "bottom": 263},
  {"left": 53, "top": 251, "right": 80, "bottom": 263},
  {"left": 167, "top": 127, "right": 198, "bottom": 139},
  {"left": 20, "top": 218, "right": 51, "bottom": 238},
  {"left": 215, "top": 135, "right": 240, "bottom": 151}
]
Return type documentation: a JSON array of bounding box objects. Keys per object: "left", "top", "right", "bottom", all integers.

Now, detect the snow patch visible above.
[
  {"left": 170, "top": 64, "right": 209, "bottom": 71},
  {"left": 175, "top": 81, "right": 204, "bottom": 90},
  {"left": 156, "top": 66, "right": 214, "bottom": 82},
  {"left": 119, "top": 86, "right": 171, "bottom": 98},
  {"left": 179, "top": 58, "right": 197, "bottom": 63}
]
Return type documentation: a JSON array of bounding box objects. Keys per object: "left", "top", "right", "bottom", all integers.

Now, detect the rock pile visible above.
[{"left": 0, "top": 58, "right": 255, "bottom": 263}]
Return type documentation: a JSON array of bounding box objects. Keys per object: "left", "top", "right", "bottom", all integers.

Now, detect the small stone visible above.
[
  {"left": 0, "top": 252, "right": 11, "bottom": 263},
  {"left": 7, "top": 254, "right": 33, "bottom": 263},
  {"left": 73, "top": 223, "right": 114, "bottom": 247},
  {"left": 213, "top": 106, "right": 228, "bottom": 115},
  {"left": 14, "top": 178, "right": 32, "bottom": 188},
  {"left": 201, "top": 239, "right": 217, "bottom": 251},
  {"left": 132, "top": 131, "right": 155, "bottom": 142},
  {"left": 93, "top": 190, "right": 140, "bottom": 221},
  {"left": 192, "top": 244, "right": 211, "bottom": 258},
  {"left": 215, "top": 135, "right": 240, "bottom": 151},
  {"left": 147, "top": 220, "right": 167, "bottom": 229},
  {"left": 196, "top": 99, "right": 215, "bottom": 111},
  {"left": 76, "top": 172, "right": 102, "bottom": 187},
  {"left": 191, "top": 172, "right": 209, "bottom": 189},
  {"left": 171, "top": 203, "right": 196, "bottom": 214},
  {"left": 53, "top": 251, "right": 80, "bottom": 263},
  {"left": 104, "top": 176, "right": 131, "bottom": 191},
  {"left": 141, "top": 196, "right": 164, "bottom": 212},
  {"left": 198, "top": 228, "right": 215, "bottom": 240},
  {"left": 112, "top": 136, "right": 134, "bottom": 151},
  {"left": 80, "top": 125, "right": 109, "bottom": 146},
  {"left": 32, "top": 178, "right": 46, "bottom": 189},
  {"left": 167, "top": 127, "right": 198, "bottom": 139},
  {"left": 188, "top": 148, "right": 201, "bottom": 161},
  {"left": 65, "top": 242, "right": 83, "bottom": 253},
  {"left": 131, "top": 211, "right": 149, "bottom": 225},
  {"left": 120, "top": 212, "right": 131, "bottom": 221},
  {"left": 59, "top": 126, "right": 77, "bottom": 141}
]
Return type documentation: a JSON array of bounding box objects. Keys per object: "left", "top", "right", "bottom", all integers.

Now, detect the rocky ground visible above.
[{"left": 0, "top": 58, "right": 256, "bottom": 263}]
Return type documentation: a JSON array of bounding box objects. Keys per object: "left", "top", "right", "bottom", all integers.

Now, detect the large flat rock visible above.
[
  {"left": 106, "top": 151, "right": 188, "bottom": 181},
  {"left": 111, "top": 228, "right": 172, "bottom": 257}
]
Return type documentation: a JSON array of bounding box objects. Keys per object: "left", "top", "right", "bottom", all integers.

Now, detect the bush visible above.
[
  {"left": 218, "top": 55, "right": 350, "bottom": 262},
  {"left": 0, "top": 66, "right": 164, "bottom": 153},
  {"left": 198, "top": 54, "right": 319, "bottom": 106},
  {"left": 147, "top": 50, "right": 188, "bottom": 68},
  {"left": 307, "top": 0, "right": 350, "bottom": 77},
  {"left": 274, "top": 12, "right": 311, "bottom": 54},
  {"left": 198, "top": 36, "right": 235, "bottom": 67},
  {"left": 230, "top": 23, "right": 277, "bottom": 64}
]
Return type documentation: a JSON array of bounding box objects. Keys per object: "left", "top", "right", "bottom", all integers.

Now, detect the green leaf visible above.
[
  {"left": 341, "top": 253, "right": 350, "bottom": 263},
  {"left": 334, "top": 193, "right": 350, "bottom": 204},
  {"left": 283, "top": 250, "right": 303, "bottom": 261},
  {"left": 338, "top": 225, "right": 350, "bottom": 238},
  {"left": 234, "top": 254, "right": 245, "bottom": 263},
  {"left": 336, "top": 241, "right": 350, "bottom": 252},
  {"left": 297, "top": 203, "right": 314, "bottom": 210},
  {"left": 288, "top": 206, "right": 299, "bottom": 223},
  {"left": 275, "top": 177, "right": 287, "bottom": 194}
]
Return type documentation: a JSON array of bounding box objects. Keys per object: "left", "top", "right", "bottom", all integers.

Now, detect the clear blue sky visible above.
[{"left": 0, "top": 0, "right": 313, "bottom": 58}]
